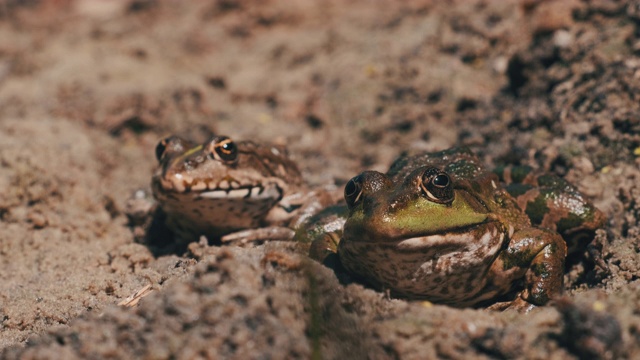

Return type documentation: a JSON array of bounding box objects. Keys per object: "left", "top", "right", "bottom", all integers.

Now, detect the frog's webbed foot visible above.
[
  {"left": 220, "top": 226, "right": 295, "bottom": 245},
  {"left": 520, "top": 231, "right": 567, "bottom": 307},
  {"left": 308, "top": 232, "right": 342, "bottom": 263},
  {"left": 484, "top": 297, "right": 537, "bottom": 312},
  {"left": 125, "top": 189, "right": 170, "bottom": 245},
  {"left": 500, "top": 298, "right": 538, "bottom": 313},
  {"left": 485, "top": 300, "right": 511, "bottom": 312},
  {"left": 587, "top": 229, "right": 610, "bottom": 273},
  {"left": 125, "top": 189, "right": 157, "bottom": 228}
]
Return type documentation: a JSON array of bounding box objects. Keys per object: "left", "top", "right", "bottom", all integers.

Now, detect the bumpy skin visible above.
[
  {"left": 152, "top": 135, "right": 318, "bottom": 243},
  {"left": 315, "top": 147, "right": 605, "bottom": 311}
]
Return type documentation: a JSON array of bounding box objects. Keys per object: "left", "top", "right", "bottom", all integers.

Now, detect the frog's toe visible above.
[
  {"left": 504, "top": 297, "right": 537, "bottom": 313},
  {"left": 485, "top": 298, "right": 536, "bottom": 313},
  {"left": 309, "top": 232, "right": 341, "bottom": 263},
  {"left": 220, "top": 226, "right": 295, "bottom": 245},
  {"left": 125, "top": 189, "right": 157, "bottom": 226}
]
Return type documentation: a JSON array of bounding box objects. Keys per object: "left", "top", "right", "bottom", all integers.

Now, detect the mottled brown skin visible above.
[
  {"left": 314, "top": 147, "right": 605, "bottom": 311},
  {"left": 152, "top": 135, "right": 325, "bottom": 244}
]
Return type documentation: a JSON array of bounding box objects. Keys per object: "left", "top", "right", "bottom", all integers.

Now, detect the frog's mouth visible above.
[
  {"left": 153, "top": 173, "right": 285, "bottom": 203},
  {"left": 393, "top": 222, "right": 499, "bottom": 248},
  {"left": 197, "top": 182, "right": 282, "bottom": 201}
]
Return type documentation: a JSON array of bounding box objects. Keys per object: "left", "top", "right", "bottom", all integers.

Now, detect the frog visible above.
[
  {"left": 311, "top": 147, "right": 606, "bottom": 311},
  {"left": 150, "top": 134, "right": 333, "bottom": 245}
]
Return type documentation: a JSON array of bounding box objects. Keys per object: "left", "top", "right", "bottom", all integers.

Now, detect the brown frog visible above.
[{"left": 151, "top": 135, "right": 330, "bottom": 245}]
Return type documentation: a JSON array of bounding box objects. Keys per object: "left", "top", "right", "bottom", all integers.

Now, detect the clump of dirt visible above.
[{"left": 1, "top": 0, "right": 640, "bottom": 358}]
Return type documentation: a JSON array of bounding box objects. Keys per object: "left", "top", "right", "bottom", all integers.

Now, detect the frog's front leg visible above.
[
  {"left": 221, "top": 187, "right": 339, "bottom": 245},
  {"left": 308, "top": 231, "right": 342, "bottom": 264},
  {"left": 220, "top": 226, "right": 296, "bottom": 244},
  {"left": 269, "top": 186, "right": 341, "bottom": 229},
  {"left": 489, "top": 227, "right": 567, "bottom": 311}
]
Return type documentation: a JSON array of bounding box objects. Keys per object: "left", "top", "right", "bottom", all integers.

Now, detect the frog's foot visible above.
[
  {"left": 519, "top": 234, "right": 566, "bottom": 307},
  {"left": 124, "top": 189, "right": 163, "bottom": 243},
  {"left": 506, "top": 297, "right": 537, "bottom": 313},
  {"left": 220, "top": 226, "right": 295, "bottom": 245},
  {"left": 486, "top": 298, "right": 537, "bottom": 313},
  {"left": 485, "top": 301, "right": 511, "bottom": 312},
  {"left": 308, "top": 232, "right": 341, "bottom": 263},
  {"left": 490, "top": 227, "right": 567, "bottom": 310},
  {"left": 587, "top": 229, "right": 610, "bottom": 273},
  {"left": 125, "top": 189, "right": 157, "bottom": 226}
]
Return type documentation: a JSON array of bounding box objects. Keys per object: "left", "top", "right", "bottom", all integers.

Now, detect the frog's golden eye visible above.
[
  {"left": 420, "top": 168, "right": 454, "bottom": 204},
  {"left": 209, "top": 136, "right": 238, "bottom": 163},
  {"left": 155, "top": 138, "right": 169, "bottom": 162},
  {"left": 344, "top": 175, "right": 364, "bottom": 209},
  {"left": 155, "top": 136, "right": 184, "bottom": 162}
]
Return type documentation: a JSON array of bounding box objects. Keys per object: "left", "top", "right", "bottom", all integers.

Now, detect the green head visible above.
[{"left": 342, "top": 167, "right": 490, "bottom": 242}]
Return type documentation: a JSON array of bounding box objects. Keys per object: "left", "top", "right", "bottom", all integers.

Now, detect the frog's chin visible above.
[{"left": 197, "top": 182, "right": 282, "bottom": 201}]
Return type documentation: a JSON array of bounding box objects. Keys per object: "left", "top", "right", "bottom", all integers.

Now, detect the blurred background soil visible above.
[{"left": 0, "top": 0, "right": 639, "bottom": 358}]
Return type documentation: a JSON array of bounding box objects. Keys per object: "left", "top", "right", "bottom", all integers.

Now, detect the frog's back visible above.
[
  {"left": 494, "top": 165, "right": 606, "bottom": 252},
  {"left": 388, "top": 147, "right": 484, "bottom": 182},
  {"left": 237, "top": 141, "right": 304, "bottom": 188}
]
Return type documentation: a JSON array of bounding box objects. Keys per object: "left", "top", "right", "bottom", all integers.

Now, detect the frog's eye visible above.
[
  {"left": 344, "top": 175, "right": 364, "bottom": 209},
  {"left": 155, "top": 136, "right": 184, "bottom": 162},
  {"left": 155, "top": 138, "right": 169, "bottom": 162},
  {"left": 209, "top": 136, "right": 238, "bottom": 163},
  {"left": 420, "top": 168, "right": 454, "bottom": 204}
]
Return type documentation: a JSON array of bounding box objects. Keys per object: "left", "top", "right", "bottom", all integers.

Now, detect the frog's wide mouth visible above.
[
  {"left": 394, "top": 222, "right": 499, "bottom": 249},
  {"left": 153, "top": 174, "right": 284, "bottom": 202},
  {"left": 196, "top": 182, "right": 282, "bottom": 201},
  {"left": 343, "top": 220, "right": 498, "bottom": 245}
]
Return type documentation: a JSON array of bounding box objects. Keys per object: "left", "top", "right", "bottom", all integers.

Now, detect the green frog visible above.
[
  {"left": 311, "top": 147, "right": 605, "bottom": 311},
  {"left": 151, "top": 135, "right": 331, "bottom": 245}
]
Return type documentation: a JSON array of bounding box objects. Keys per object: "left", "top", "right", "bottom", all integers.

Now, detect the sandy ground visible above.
[{"left": 1, "top": 0, "right": 639, "bottom": 358}]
